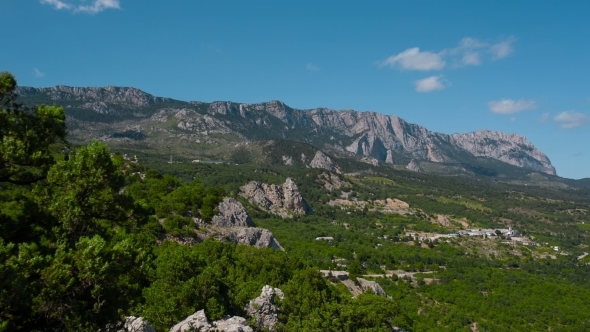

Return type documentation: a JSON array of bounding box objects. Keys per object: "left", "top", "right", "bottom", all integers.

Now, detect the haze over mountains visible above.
[{"left": 17, "top": 85, "right": 557, "bottom": 177}]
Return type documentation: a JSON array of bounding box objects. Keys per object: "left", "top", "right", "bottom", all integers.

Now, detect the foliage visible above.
[{"left": 0, "top": 71, "right": 66, "bottom": 185}]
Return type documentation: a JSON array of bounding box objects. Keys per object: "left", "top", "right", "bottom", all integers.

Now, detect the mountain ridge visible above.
[{"left": 16, "top": 85, "right": 556, "bottom": 176}]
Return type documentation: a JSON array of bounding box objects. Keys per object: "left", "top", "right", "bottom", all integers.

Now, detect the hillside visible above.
[
  {"left": 17, "top": 85, "right": 558, "bottom": 180},
  {"left": 4, "top": 75, "right": 590, "bottom": 331}
]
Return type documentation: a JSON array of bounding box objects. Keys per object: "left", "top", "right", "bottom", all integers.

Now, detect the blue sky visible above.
[{"left": 2, "top": 0, "right": 589, "bottom": 179}]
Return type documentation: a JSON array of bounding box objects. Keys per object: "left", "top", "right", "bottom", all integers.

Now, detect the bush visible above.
[{"left": 162, "top": 216, "right": 195, "bottom": 236}]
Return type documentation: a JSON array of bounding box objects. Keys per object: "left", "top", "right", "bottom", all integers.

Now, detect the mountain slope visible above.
[{"left": 17, "top": 86, "right": 556, "bottom": 175}]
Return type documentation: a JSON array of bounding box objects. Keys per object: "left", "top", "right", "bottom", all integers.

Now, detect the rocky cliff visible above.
[
  {"left": 190, "top": 197, "right": 284, "bottom": 250},
  {"left": 239, "top": 178, "right": 311, "bottom": 218},
  {"left": 16, "top": 86, "right": 557, "bottom": 175}
]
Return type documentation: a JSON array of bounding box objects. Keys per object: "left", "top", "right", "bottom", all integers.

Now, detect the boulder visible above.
[
  {"left": 119, "top": 316, "right": 155, "bottom": 332},
  {"left": 170, "top": 310, "right": 211, "bottom": 332},
  {"left": 171, "top": 310, "right": 253, "bottom": 332},
  {"left": 212, "top": 316, "right": 253, "bottom": 332}
]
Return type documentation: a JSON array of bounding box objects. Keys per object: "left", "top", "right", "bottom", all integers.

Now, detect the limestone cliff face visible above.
[
  {"left": 450, "top": 130, "right": 556, "bottom": 174},
  {"left": 200, "top": 99, "right": 555, "bottom": 174},
  {"left": 18, "top": 86, "right": 172, "bottom": 111},
  {"left": 239, "top": 178, "right": 310, "bottom": 218},
  {"left": 17, "top": 86, "right": 557, "bottom": 175}
]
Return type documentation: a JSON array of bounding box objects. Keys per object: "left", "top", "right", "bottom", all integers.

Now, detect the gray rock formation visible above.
[
  {"left": 357, "top": 278, "right": 388, "bottom": 297},
  {"left": 245, "top": 285, "right": 284, "bottom": 331},
  {"left": 309, "top": 150, "right": 340, "bottom": 173},
  {"left": 170, "top": 310, "right": 212, "bottom": 332},
  {"left": 211, "top": 197, "right": 255, "bottom": 227},
  {"left": 213, "top": 316, "right": 253, "bottom": 332},
  {"left": 239, "top": 178, "right": 310, "bottom": 218},
  {"left": 219, "top": 227, "right": 284, "bottom": 251},
  {"left": 406, "top": 159, "right": 422, "bottom": 172},
  {"left": 282, "top": 155, "right": 294, "bottom": 165},
  {"left": 171, "top": 310, "right": 253, "bottom": 332},
  {"left": 450, "top": 130, "right": 556, "bottom": 175},
  {"left": 16, "top": 86, "right": 557, "bottom": 175},
  {"left": 119, "top": 316, "right": 155, "bottom": 332}
]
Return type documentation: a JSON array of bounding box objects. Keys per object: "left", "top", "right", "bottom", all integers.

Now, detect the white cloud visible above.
[
  {"left": 461, "top": 52, "right": 481, "bottom": 66},
  {"left": 491, "top": 37, "right": 516, "bottom": 59},
  {"left": 76, "top": 0, "right": 120, "bottom": 13},
  {"left": 40, "top": 0, "right": 120, "bottom": 13},
  {"left": 457, "top": 37, "right": 487, "bottom": 50},
  {"left": 306, "top": 63, "right": 319, "bottom": 71},
  {"left": 40, "top": 0, "right": 72, "bottom": 10},
  {"left": 537, "top": 112, "right": 550, "bottom": 123},
  {"left": 32, "top": 68, "right": 45, "bottom": 78},
  {"left": 554, "top": 111, "right": 588, "bottom": 129},
  {"left": 381, "top": 36, "right": 516, "bottom": 73},
  {"left": 488, "top": 99, "right": 536, "bottom": 114},
  {"left": 414, "top": 75, "right": 450, "bottom": 92},
  {"left": 381, "top": 47, "right": 445, "bottom": 71},
  {"left": 510, "top": 117, "right": 516, "bottom": 122}
]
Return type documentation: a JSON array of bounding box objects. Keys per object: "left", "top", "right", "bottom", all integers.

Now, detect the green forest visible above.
[{"left": 2, "top": 71, "right": 590, "bottom": 331}]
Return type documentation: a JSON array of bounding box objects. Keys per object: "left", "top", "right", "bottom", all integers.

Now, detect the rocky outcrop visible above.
[
  {"left": 211, "top": 197, "right": 255, "bottom": 227},
  {"left": 309, "top": 150, "right": 340, "bottom": 173},
  {"left": 193, "top": 198, "right": 284, "bottom": 250},
  {"left": 219, "top": 227, "right": 284, "bottom": 251},
  {"left": 170, "top": 310, "right": 253, "bottom": 332},
  {"left": 245, "top": 285, "right": 284, "bottom": 331},
  {"left": 406, "top": 159, "right": 422, "bottom": 172},
  {"left": 357, "top": 278, "right": 388, "bottom": 297},
  {"left": 282, "top": 155, "right": 294, "bottom": 165},
  {"left": 239, "top": 178, "right": 310, "bottom": 218},
  {"left": 318, "top": 172, "right": 351, "bottom": 191},
  {"left": 118, "top": 316, "right": 155, "bottom": 332},
  {"left": 320, "top": 271, "right": 389, "bottom": 298}
]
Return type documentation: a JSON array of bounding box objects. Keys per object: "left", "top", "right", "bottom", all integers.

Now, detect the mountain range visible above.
[{"left": 17, "top": 85, "right": 557, "bottom": 178}]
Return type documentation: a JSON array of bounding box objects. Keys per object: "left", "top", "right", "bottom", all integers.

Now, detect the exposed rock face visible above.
[
  {"left": 170, "top": 310, "right": 212, "bottom": 332},
  {"left": 213, "top": 316, "right": 253, "bottom": 332},
  {"left": 219, "top": 227, "right": 284, "bottom": 251},
  {"left": 450, "top": 130, "right": 556, "bottom": 175},
  {"left": 194, "top": 197, "right": 283, "bottom": 250},
  {"left": 119, "top": 316, "right": 155, "bottom": 332},
  {"left": 357, "top": 278, "right": 388, "bottom": 297},
  {"left": 17, "top": 86, "right": 172, "bottom": 110},
  {"left": 245, "top": 285, "right": 284, "bottom": 331},
  {"left": 406, "top": 159, "right": 422, "bottom": 172},
  {"left": 239, "top": 178, "right": 310, "bottom": 218},
  {"left": 319, "top": 172, "right": 351, "bottom": 191},
  {"left": 320, "top": 271, "right": 389, "bottom": 298},
  {"left": 282, "top": 155, "right": 294, "bottom": 165},
  {"left": 16, "top": 86, "right": 557, "bottom": 175},
  {"left": 309, "top": 150, "right": 340, "bottom": 173},
  {"left": 171, "top": 310, "right": 252, "bottom": 332},
  {"left": 211, "top": 197, "right": 255, "bottom": 227}
]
